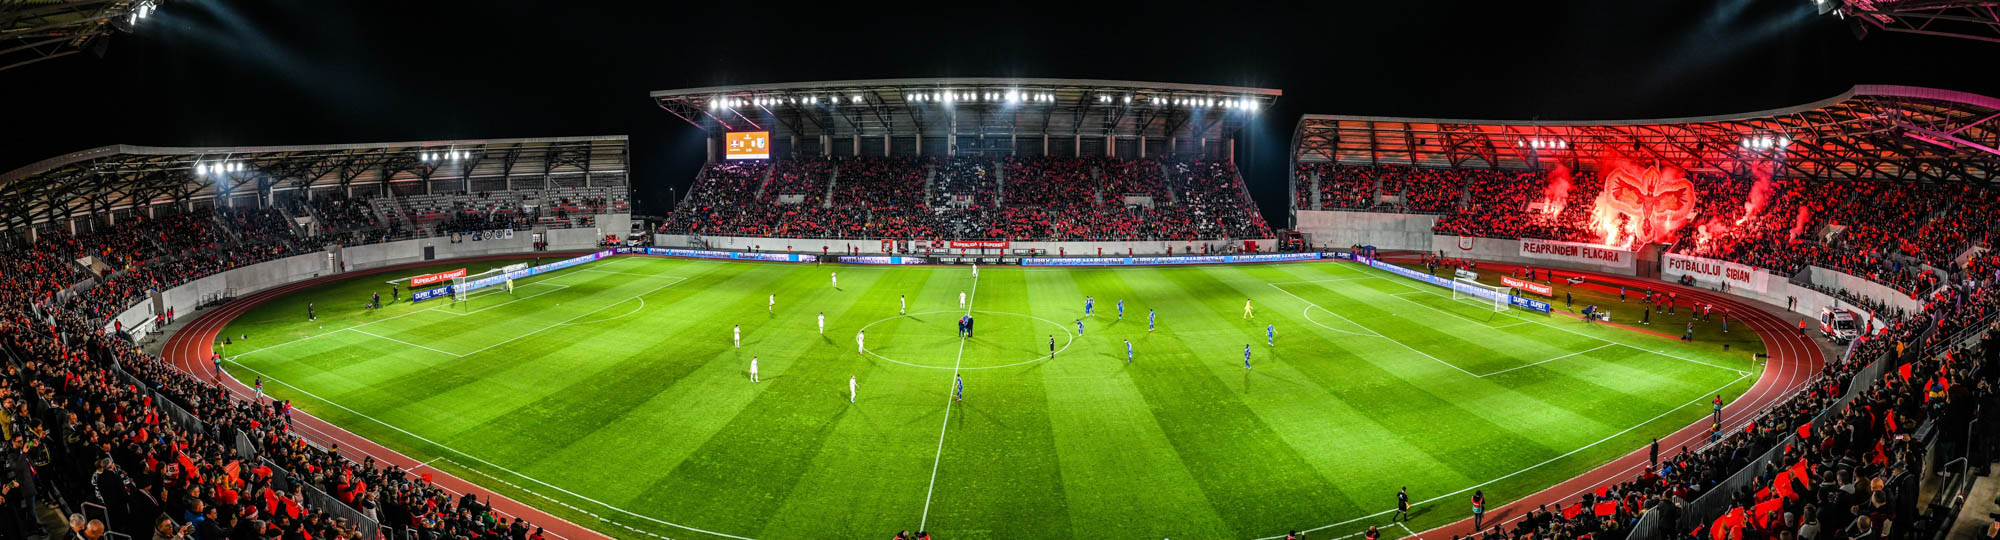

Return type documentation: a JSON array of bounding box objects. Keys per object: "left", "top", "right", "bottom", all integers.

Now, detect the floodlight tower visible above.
[{"left": 1819, "top": 0, "right": 2000, "bottom": 44}]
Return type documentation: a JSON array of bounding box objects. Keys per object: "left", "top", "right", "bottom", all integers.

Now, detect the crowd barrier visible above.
[
  {"left": 617, "top": 246, "right": 820, "bottom": 263},
  {"left": 260, "top": 457, "right": 383, "bottom": 536},
  {"left": 1353, "top": 254, "right": 1555, "bottom": 314},
  {"left": 1020, "top": 252, "right": 1324, "bottom": 267}
]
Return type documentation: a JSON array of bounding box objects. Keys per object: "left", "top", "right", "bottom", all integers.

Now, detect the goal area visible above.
[{"left": 1450, "top": 278, "right": 1511, "bottom": 315}]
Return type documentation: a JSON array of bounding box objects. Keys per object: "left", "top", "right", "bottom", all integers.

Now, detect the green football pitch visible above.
[{"left": 219, "top": 255, "right": 1759, "bottom": 539}]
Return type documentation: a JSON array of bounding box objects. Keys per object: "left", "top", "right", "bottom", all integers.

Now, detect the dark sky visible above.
[{"left": 5, "top": 0, "right": 1994, "bottom": 225}]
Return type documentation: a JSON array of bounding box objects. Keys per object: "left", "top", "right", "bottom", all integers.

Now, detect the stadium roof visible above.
[
  {"left": 1291, "top": 85, "right": 2000, "bottom": 184},
  {"left": 2, "top": 0, "right": 149, "bottom": 72},
  {"left": 0, "top": 136, "right": 627, "bottom": 232},
  {"left": 1822, "top": 0, "right": 2000, "bottom": 44},
  {"left": 652, "top": 78, "right": 1280, "bottom": 155}
]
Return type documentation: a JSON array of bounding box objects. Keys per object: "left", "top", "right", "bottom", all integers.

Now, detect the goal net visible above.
[
  {"left": 452, "top": 276, "right": 470, "bottom": 303},
  {"left": 1451, "top": 278, "right": 1510, "bottom": 314}
]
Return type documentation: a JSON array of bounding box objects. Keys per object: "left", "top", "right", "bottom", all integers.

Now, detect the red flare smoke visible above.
[
  {"left": 1736, "top": 163, "right": 1775, "bottom": 226},
  {"left": 1788, "top": 205, "right": 1812, "bottom": 240},
  {"left": 1541, "top": 164, "right": 1573, "bottom": 218}
]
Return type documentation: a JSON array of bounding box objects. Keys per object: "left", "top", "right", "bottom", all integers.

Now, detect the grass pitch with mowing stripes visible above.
[{"left": 220, "top": 255, "right": 1759, "bottom": 539}]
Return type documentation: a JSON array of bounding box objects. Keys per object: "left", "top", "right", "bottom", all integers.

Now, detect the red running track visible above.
[
  {"left": 161, "top": 253, "right": 1824, "bottom": 540},
  {"left": 1378, "top": 259, "right": 1825, "bottom": 540},
  {"left": 161, "top": 253, "right": 614, "bottom": 540}
]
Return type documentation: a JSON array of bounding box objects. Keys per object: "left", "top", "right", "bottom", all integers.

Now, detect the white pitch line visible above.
[
  {"left": 1249, "top": 371, "right": 1750, "bottom": 540},
  {"left": 432, "top": 283, "right": 571, "bottom": 316},
  {"left": 1266, "top": 282, "right": 1382, "bottom": 337},
  {"left": 347, "top": 328, "right": 467, "bottom": 357},
  {"left": 1477, "top": 343, "right": 1614, "bottom": 377},
  {"left": 1363, "top": 271, "right": 1750, "bottom": 376},
  {"left": 222, "top": 359, "right": 755, "bottom": 540},
  {"left": 1267, "top": 282, "right": 1476, "bottom": 376},
  {"left": 918, "top": 269, "right": 978, "bottom": 530},
  {"left": 457, "top": 277, "right": 688, "bottom": 358}
]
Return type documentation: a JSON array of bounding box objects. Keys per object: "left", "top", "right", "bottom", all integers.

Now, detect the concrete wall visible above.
[
  {"left": 106, "top": 216, "right": 624, "bottom": 338},
  {"left": 654, "top": 234, "right": 1279, "bottom": 256},
  {"left": 1426, "top": 235, "right": 1641, "bottom": 276},
  {"left": 1295, "top": 210, "right": 1436, "bottom": 251},
  {"left": 1809, "top": 266, "right": 1924, "bottom": 315}
]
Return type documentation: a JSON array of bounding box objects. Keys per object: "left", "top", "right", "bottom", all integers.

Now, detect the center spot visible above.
[{"left": 859, "top": 310, "right": 1076, "bottom": 370}]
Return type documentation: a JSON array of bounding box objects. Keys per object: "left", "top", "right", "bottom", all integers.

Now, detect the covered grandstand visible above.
[
  {"left": 653, "top": 77, "right": 1279, "bottom": 160},
  {"left": 652, "top": 78, "right": 1283, "bottom": 249},
  {"left": 0, "top": 136, "right": 630, "bottom": 240}
]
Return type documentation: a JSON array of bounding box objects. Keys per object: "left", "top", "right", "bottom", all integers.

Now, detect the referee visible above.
[{"left": 1394, "top": 486, "right": 1410, "bottom": 521}]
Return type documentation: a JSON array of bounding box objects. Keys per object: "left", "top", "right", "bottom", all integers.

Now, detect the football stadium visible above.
[{"left": 2, "top": 3, "right": 1998, "bottom": 540}]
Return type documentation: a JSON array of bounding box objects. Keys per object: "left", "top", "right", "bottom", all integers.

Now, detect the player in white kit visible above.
[
  {"left": 849, "top": 376, "right": 858, "bottom": 403},
  {"left": 900, "top": 294, "right": 906, "bottom": 315},
  {"left": 749, "top": 357, "right": 759, "bottom": 382},
  {"left": 817, "top": 312, "right": 825, "bottom": 334},
  {"left": 856, "top": 330, "right": 865, "bottom": 355},
  {"left": 733, "top": 324, "right": 741, "bottom": 348}
]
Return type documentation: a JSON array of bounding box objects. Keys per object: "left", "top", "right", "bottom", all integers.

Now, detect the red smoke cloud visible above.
[
  {"left": 1736, "top": 162, "right": 1775, "bottom": 226},
  {"left": 1788, "top": 205, "right": 1812, "bottom": 240},
  {"left": 1541, "top": 164, "right": 1573, "bottom": 218}
]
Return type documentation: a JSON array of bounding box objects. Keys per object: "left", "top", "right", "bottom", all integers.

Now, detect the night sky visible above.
[{"left": 5, "top": 0, "right": 1993, "bottom": 225}]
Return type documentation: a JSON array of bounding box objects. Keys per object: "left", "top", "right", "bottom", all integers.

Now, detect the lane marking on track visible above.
[{"left": 1250, "top": 371, "right": 1750, "bottom": 540}]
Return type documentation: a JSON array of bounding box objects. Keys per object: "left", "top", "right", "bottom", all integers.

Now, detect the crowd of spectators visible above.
[
  {"left": 1435, "top": 265, "right": 1996, "bottom": 540},
  {"left": 0, "top": 209, "right": 552, "bottom": 540},
  {"left": 662, "top": 156, "right": 1272, "bottom": 242},
  {"left": 1308, "top": 164, "right": 1998, "bottom": 298}
]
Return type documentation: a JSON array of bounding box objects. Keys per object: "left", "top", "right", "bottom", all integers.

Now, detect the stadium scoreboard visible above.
[{"left": 725, "top": 131, "right": 770, "bottom": 160}]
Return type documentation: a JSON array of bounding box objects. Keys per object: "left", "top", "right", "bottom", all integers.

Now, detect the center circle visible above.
[{"left": 858, "top": 310, "right": 1077, "bottom": 370}]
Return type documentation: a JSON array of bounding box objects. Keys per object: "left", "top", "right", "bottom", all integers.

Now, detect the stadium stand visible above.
[
  {"left": 1446, "top": 263, "right": 1995, "bottom": 540},
  {"left": 1317, "top": 163, "right": 1994, "bottom": 298},
  {"left": 661, "top": 156, "right": 1273, "bottom": 242}
]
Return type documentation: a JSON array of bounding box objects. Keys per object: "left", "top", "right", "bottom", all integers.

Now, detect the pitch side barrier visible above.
[
  {"left": 1353, "top": 254, "right": 1555, "bottom": 314},
  {"left": 1020, "top": 252, "right": 1326, "bottom": 267},
  {"left": 412, "top": 250, "right": 615, "bottom": 302},
  {"left": 620, "top": 246, "right": 821, "bottom": 263}
]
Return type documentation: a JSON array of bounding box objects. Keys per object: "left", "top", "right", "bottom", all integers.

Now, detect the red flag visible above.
[
  {"left": 1711, "top": 513, "right": 1737, "bottom": 540},
  {"left": 1564, "top": 504, "right": 1584, "bottom": 519},
  {"left": 1595, "top": 485, "right": 1610, "bottom": 498},
  {"left": 1772, "top": 471, "right": 1796, "bottom": 499},
  {"left": 1885, "top": 412, "right": 1898, "bottom": 433},
  {"left": 1898, "top": 363, "right": 1912, "bottom": 381},
  {"left": 1872, "top": 440, "right": 1889, "bottom": 465},
  {"left": 1797, "top": 423, "right": 1811, "bottom": 439},
  {"left": 1753, "top": 499, "right": 1784, "bottom": 527},
  {"left": 1789, "top": 460, "right": 1810, "bottom": 484},
  {"left": 1595, "top": 501, "right": 1619, "bottom": 517}
]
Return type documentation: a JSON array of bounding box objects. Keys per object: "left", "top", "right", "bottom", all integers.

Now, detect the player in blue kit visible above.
[
  {"left": 1267, "top": 324, "right": 1276, "bottom": 346},
  {"left": 1148, "top": 309, "right": 1156, "bottom": 332},
  {"left": 953, "top": 374, "right": 964, "bottom": 402},
  {"left": 1117, "top": 299, "right": 1125, "bottom": 320},
  {"left": 1076, "top": 318, "right": 1084, "bottom": 335},
  {"left": 1243, "top": 344, "right": 1252, "bottom": 369},
  {"left": 1125, "top": 339, "right": 1134, "bottom": 363},
  {"left": 1084, "top": 296, "right": 1094, "bottom": 317}
]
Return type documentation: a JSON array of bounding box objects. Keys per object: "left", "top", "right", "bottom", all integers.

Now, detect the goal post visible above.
[
  {"left": 1451, "top": 278, "right": 1510, "bottom": 314},
  {"left": 453, "top": 276, "right": 470, "bottom": 304}
]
